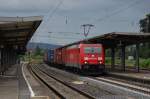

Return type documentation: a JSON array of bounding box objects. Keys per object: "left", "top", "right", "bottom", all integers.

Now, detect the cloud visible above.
[
  {"left": 0, "top": 0, "right": 58, "bottom": 12},
  {"left": 0, "top": 0, "right": 129, "bottom": 12},
  {"left": 0, "top": 0, "right": 149, "bottom": 45}
]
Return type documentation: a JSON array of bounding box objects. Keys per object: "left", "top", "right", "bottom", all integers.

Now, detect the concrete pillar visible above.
[
  {"left": 8, "top": 49, "right": 11, "bottom": 68},
  {"left": 5, "top": 49, "right": 8, "bottom": 70},
  {"left": 1, "top": 48, "right": 5, "bottom": 75},
  {"left": 14, "top": 51, "right": 17, "bottom": 64},
  {"left": 3, "top": 48, "right": 7, "bottom": 73},
  {"left": 11, "top": 50, "right": 14, "bottom": 65},
  {"left": 8, "top": 50, "right": 10, "bottom": 67},
  {"left": 135, "top": 44, "right": 140, "bottom": 72},
  {"left": 7, "top": 49, "right": 11, "bottom": 68},
  {"left": 121, "top": 45, "right": 125, "bottom": 71},
  {"left": 10, "top": 50, "right": 13, "bottom": 65},
  {"left": 111, "top": 47, "right": 115, "bottom": 70},
  {"left": 0, "top": 49, "right": 1, "bottom": 75},
  {"left": 11, "top": 50, "right": 13, "bottom": 64},
  {"left": 12, "top": 50, "right": 14, "bottom": 65}
]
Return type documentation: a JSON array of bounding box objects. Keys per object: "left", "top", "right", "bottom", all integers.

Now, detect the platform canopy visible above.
[
  {"left": 60, "top": 32, "right": 150, "bottom": 49},
  {"left": 0, "top": 16, "right": 42, "bottom": 53},
  {"left": 87, "top": 32, "right": 150, "bottom": 48}
]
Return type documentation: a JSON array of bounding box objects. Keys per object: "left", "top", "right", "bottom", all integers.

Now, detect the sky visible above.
[{"left": 0, "top": 0, "right": 149, "bottom": 45}]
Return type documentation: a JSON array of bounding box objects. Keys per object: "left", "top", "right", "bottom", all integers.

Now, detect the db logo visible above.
[{"left": 92, "top": 55, "right": 95, "bottom": 57}]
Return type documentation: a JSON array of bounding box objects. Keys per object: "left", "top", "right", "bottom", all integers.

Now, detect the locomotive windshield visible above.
[{"left": 84, "top": 47, "right": 101, "bottom": 54}]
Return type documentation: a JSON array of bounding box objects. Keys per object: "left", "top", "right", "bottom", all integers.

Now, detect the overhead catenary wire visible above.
[
  {"left": 48, "top": 0, "right": 143, "bottom": 40},
  {"left": 49, "top": 31, "right": 82, "bottom": 35},
  {"left": 36, "top": 0, "right": 64, "bottom": 31},
  {"left": 49, "top": 36, "right": 82, "bottom": 40},
  {"left": 43, "top": 0, "right": 64, "bottom": 30},
  {"left": 34, "top": 34, "right": 83, "bottom": 40},
  {"left": 33, "top": 0, "right": 144, "bottom": 43},
  {"left": 32, "top": 0, "right": 64, "bottom": 42},
  {"left": 92, "top": 0, "right": 142, "bottom": 24}
]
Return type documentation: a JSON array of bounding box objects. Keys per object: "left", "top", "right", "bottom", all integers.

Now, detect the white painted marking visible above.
[
  {"left": 72, "top": 81, "right": 84, "bottom": 84},
  {"left": 144, "top": 76, "right": 147, "bottom": 79},
  {"left": 96, "top": 77, "right": 150, "bottom": 92},
  {"left": 22, "top": 64, "right": 35, "bottom": 97}
]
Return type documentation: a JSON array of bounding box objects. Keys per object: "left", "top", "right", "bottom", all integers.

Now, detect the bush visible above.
[
  {"left": 140, "top": 58, "right": 150, "bottom": 68},
  {"left": 105, "top": 57, "right": 111, "bottom": 65}
]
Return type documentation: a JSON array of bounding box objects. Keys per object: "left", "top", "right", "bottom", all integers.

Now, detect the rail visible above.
[{"left": 29, "top": 64, "right": 96, "bottom": 99}]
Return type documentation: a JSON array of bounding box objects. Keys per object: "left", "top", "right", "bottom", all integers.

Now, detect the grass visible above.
[
  {"left": 139, "top": 58, "right": 150, "bottom": 68},
  {"left": 22, "top": 53, "right": 43, "bottom": 64}
]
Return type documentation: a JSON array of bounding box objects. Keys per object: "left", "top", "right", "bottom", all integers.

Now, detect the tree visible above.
[
  {"left": 34, "top": 45, "right": 42, "bottom": 56},
  {"left": 139, "top": 19, "right": 147, "bottom": 32},
  {"left": 140, "top": 14, "right": 150, "bottom": 33},
  {"left": 139, "top": 13, "right": 150, "bottom": 58}
]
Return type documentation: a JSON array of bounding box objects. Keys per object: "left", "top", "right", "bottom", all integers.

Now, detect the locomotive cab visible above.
[{"left": 80, "top": 44, "right": 105, "bottom": 71}]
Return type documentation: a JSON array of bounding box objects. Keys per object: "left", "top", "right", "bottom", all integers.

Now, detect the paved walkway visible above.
[
  {"left": 0, "top": 64, "right": 30, "bottom": 99},
  {"left": 108, "top": 71, "right": 150, "bottom": 81},
  {"left": 0, "top": 65, "right": 19, "bottom": 99},
  {"left": 0, "top": 77, "right": 18, "bottom": 99}
]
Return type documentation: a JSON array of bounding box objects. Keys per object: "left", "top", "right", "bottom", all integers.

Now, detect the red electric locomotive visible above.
[{"left": 54, "top": 43, "right": 105, "bottom": 72}]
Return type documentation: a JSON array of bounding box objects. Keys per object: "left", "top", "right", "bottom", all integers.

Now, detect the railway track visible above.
[
  {"left": 42, "top": 64, "right": 150, "bottom": 95},
  {"left": 29, "top": 63, "right": 150, "bottom": 99},
  {"left": 93, "top": 76, "right": 150, "bottom": 95},
  {"left": 29, "top": 64, "right": 96, "bottom": 99}
]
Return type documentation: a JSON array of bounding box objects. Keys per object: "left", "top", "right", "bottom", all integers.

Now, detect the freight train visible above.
[
  {"left": 44, "top": 49, "right": 55, "bottom": 64},
  {"left": 44, "top": 43, "right": 105, "bottom": 73}
]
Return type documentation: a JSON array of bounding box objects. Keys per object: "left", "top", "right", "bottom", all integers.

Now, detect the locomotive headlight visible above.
[
  {"left": 84, "top": 57, "right": 88, "bottom": 60},
  {"left": 98, "top": 57, "right": 102, "bottom": 60},
  {"left": 84, "top": 61, "right": 88, "bottom": 64},
  {"left": 99, "top": 61, "right": 102, "bottom": 64}
]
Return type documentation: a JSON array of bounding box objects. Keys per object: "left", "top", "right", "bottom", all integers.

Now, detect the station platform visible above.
[
  {"left": 0, "top": 65, "right": 19, "bottom": 99},
  {"left": 0, "top": 64, "right": 30, "bottom": 99},
  {"left": 107, "top": 70, "right": 150, "bottom": 83},
  {"left": 0, "top": 63, "right": 51, "bottom": 99},
  {"left": 0, "top": 76, "right": 18, "bottom": 99}
]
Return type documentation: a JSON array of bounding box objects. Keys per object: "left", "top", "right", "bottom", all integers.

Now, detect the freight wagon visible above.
[{"left": 44, "top": 49, "right": 55, "bottom": 64}]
